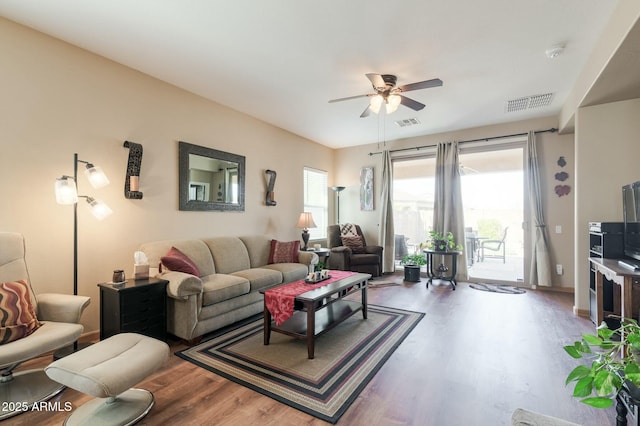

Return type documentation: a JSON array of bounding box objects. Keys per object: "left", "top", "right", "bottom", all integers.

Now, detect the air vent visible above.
[
  {"left": 395, "top": 118, "right": 421, "bottom": 127},
  {"left": 505, "top": 93, "right": 554, "bottom": 112}
]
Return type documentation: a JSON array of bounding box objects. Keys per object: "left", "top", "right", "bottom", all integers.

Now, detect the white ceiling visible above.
[{"left": 0, "top": 0, "right": 620, "bottom": 148}]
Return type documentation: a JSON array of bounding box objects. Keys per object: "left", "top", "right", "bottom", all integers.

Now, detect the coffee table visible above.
[{"left": 261, "top": 272, "right": 370, "bottom": 359}]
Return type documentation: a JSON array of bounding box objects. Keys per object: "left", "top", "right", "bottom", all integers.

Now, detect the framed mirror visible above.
[{"left": 179, "top": 141, "right": 245, "bottom": 211}]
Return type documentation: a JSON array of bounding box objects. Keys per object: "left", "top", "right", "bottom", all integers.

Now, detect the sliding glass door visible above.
[{"left": 391, "top": 143, "right": 527, "bottom": 285}]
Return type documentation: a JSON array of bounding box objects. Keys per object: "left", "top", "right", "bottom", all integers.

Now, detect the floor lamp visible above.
[
  {"left": 331, "top": 186, "right": 345, "bottom": 224},
  {"left": 54, "top": 153, "right": 112, "bottom": 358}
]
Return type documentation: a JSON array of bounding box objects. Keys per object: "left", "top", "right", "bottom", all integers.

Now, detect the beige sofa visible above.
[{"left": 139, "top": 235, "right": 317, "bottom": 342}]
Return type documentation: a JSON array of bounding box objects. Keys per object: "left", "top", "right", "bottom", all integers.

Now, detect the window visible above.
[{"left": 303, "top": 167, "right": 328, "bottom": 240}]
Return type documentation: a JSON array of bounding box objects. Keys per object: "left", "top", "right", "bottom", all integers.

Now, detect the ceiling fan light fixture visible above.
[
  {"left": 369, "top": 95, "right": 383, "bottom": 114},
  {"left": 385, "top": 95, "right": 401, "bottom": 114}
]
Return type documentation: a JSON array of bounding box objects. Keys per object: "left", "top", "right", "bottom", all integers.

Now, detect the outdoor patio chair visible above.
[{"left": 480, "top": 227, "right": 508, "bottom": 263}]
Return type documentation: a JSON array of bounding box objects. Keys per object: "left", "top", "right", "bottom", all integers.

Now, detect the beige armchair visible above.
[{"left": 0, "top": 232, "right": 90, "bottom": 420}]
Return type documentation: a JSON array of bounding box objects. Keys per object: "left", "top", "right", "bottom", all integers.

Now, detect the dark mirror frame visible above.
[{"left": 178, "top": 141, "right": 245, "bottom": 212}]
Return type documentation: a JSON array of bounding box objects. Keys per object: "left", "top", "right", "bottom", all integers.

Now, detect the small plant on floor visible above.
[
  {"left": 425, "top": 231, "right": 463, "bottom": 252},
  {"left": 400, "top": 243, "right": 427, "bottom": 266},
  {"left": 564, "top": 316, "right": 640, "bottom": 408}
]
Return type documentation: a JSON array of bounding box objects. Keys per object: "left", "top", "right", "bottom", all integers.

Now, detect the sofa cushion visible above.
[
  {"left": 201, "top": 274, "right": 251, "bottom": 306},
  {"left": 139, "top": 239, "right": 215, "bottom": 276},
  {"left": 268, "top": 240, "right": 300, "bottom": 264},
  {"left": 0, "top": 280, "right": 41, "bottom": 344},
  {"left": 238, "top": 235, "right": 271, "bottom": 268},
  {"left": 231, "top": 268, "right": 282, "bottom": 291},
  {"left": 161, "top": 246, "right": 200, "bottom": 276},
  {"left": 262, "top": 263, "right": 308, "bottom": 283},
  {"left": 204, "top": 237, "right": 250, "bottom": 274}
]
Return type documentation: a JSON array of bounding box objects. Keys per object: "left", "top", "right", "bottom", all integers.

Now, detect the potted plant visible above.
[
  {"left": 400, "top": 243, "right": 427, "bottom": 282},
  {"left": 564, "top": 316, "right": 640, "bottom": 408},
  {"left": 425, "top": 231, "right": 463, "bottom": 252}
]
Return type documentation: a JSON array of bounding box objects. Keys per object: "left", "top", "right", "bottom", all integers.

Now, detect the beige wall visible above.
[
  {"left": 0, "top": 18, "right": 333, "bottom": 333},
  {"left": 574, "top": 98, "right": 640, "bottom": 313},
  {"left": 333, "top": 116, "right": 576, "bottom": 288}
]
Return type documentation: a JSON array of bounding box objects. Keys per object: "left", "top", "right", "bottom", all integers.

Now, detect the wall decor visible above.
[
  {"left": 178, "top": 141, "right": 245, "bottom": 211},
  {"left": 555, "top": 185, "right": 571, "bottom": 197},
  {"left": 265, "top": 169, "right": 277, "bottom": 206},
  {"left": 555, "top": 171, "right": 569, "bottom": 182},
  {"left": 557, "top": 156, "right": 567, "bottom": 167},
  {"left": 360, "top": 166, "right": 374, "bottom": 211},
  {"left": 123, "top": 141, "right": 143, "bottom": 199}
]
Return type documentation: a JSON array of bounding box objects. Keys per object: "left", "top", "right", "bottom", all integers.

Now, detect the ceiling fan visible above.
[{"left": 329, "top": 73, "right": 443, "bottom": 118}]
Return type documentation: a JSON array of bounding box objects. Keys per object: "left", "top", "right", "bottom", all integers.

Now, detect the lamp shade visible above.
[
  {"left": 369, "top": 95, "right": 383, "bottom": 114},
  {"left": 55, "top": 177, "right": 78, "bottom": 204},
  {"left": 386, "top": 94, "right": 401, "bottom": 113},
  {"left": 84, "top": 164, "right": 110, "bottom": 189},
  {"left": 296, "top": 212, "right": 317, "bottom": 230},
  {"left": 86, "top": 197, "right": 113, "bottom": 220}
]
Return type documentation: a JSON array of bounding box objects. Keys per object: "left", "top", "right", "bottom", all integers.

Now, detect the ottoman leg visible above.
[{"left": 64, "top": 388, "right": 154, "bottom": 426}]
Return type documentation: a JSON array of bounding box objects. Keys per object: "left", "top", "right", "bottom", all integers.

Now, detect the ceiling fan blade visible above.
[
  {"left": 365, "top": 73, "right": 386, "bottom": 90},
  {"left": 398, "top": 78, "right": 443, "bottom": 92},
  {"left": 329, "top": 94, "right": 370, "bottom": 103},
  {"left": 360, "top": 105, "right": 371, "bottom": 118},
  {"left": 399, "top": 95, "right": 426, "bottom": 111}
]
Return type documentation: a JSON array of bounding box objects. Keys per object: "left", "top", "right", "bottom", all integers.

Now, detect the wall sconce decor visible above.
[
  {"left": 265, "top": 169, "right": 277, "bottom": 206},
  {"left": 123, "top": 141, "right": 143, "bottom": 199}
]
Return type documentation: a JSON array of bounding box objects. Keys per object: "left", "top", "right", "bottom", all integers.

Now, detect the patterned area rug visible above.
[
  {"left": 469, "top": 283, "right": 526, "bottom": 294},
  {"left": 176, "top": 305, "right": 424, "bottom": 423}
]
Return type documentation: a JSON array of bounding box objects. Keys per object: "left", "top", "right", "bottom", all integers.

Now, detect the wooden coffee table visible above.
[{"left": 261, "top": 272, "right": 370, "bottom": 359}]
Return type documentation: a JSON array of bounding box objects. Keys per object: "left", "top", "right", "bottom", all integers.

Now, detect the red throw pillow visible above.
[
  {"left": 341, "top": 235, "right": 366, "bottom": 253},
  {"left": 161, "top": 246, "right": 201, "bottom": 276},
  {"left": 269, "top": 240, "right": 300, "bottom": 264},
  {"left": 0, "top": 280, "right": 41, "bottom": 345}
]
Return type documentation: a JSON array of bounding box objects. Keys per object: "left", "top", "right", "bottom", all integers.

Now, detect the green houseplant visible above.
[
  {"left": 564, "top": 317, "right": 640, "bottom": 408},
  {"left": 400, "top": 243, "right": 427, "bottom": 282},
  {"left": 425, "top": 231, "right": 463, "bottom": 252}
]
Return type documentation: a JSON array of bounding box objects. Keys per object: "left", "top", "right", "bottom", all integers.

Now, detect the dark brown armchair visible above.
[{"left": 326, "top": 224, "right": 383, "bottom": 277}]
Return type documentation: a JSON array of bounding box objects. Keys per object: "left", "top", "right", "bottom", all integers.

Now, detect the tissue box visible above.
[{"left": 134, "top": 264, "right": 150, "bottom": 280}]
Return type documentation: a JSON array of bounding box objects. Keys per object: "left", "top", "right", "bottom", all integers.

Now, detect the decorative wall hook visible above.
[
  {"left": 265, "top": 169, "right": 277, "bottom": 206},
  {"left": 123, "top": 141, "right": 143, "bottom": 199}
]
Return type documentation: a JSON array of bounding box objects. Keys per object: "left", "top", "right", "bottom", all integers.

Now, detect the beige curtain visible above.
[
  {"left": 433, "top": 141, "right": 468, "bottom": 280},
  {"left": 526, "top": 131, "right": 552, "bottom": 286},
  {"left": 378, "top": 150, "right": 395, "bottom": 273}
]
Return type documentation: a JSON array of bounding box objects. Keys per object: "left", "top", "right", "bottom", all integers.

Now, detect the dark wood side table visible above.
[
  {"left": 423, "top": 249, "right": 462, "bottom": 290},
  {"left": 98, "top": 277, "right": 168, "bottom": 341}
]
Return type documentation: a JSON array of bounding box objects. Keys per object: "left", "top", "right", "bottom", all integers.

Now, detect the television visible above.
[{"left": 622, "top": 181, "right": 640, "bottom": 262}]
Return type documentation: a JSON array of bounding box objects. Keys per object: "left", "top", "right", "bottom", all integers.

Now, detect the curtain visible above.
[
  {"left": 379, "top": 150, "right": 395, "bottom": 273},
  {"left": 526, "top": 131, "right": 552, "bottom": 287},
  {"left": 433, "top": 141, "right": 468, "bottom": 279}
]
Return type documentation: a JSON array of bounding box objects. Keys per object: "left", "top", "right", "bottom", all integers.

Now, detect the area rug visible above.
[
  {"left": 469, "top": 282, "right": 526, "bottom": 294},
  {"left": 176, "top": 305, "right": 424, "bottom": 423}
]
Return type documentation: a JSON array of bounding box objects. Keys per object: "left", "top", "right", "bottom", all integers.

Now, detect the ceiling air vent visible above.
[
  {"left": 395, "top": 118, "right": 421, "bottom": 127},
  {"left": 505, "top": 93, "right": 554, "bottom": 112}
]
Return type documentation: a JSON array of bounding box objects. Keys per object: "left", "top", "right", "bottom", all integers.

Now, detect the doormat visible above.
[
  {"left": 469, "top": 283, "right": 526, "bottom": 294},
  {"left": 176, "top": 305, "right": 424, "bottom": 423}
]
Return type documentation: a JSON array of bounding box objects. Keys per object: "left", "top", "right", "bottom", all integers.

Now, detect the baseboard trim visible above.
[{"left": 573, "top": 306, "right": 590, "bottom": 318}]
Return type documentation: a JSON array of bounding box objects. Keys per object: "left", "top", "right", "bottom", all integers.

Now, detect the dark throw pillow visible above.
[
  {"left": 0, "top": 279, "right": 41, "bottom": 345},
  {"left": 269, "top": 240, "right": 300, "bottom": 264},
  {"left": 341, "top": 235, "right": 366, "bottom": 253},
  {"left": 161, "top": 246, "right": 201, "bottom": 276}
]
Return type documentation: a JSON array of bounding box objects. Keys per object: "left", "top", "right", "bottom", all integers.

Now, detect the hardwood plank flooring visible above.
[{"left": 5, "top": 276, "right": 617, "bottom": 425}]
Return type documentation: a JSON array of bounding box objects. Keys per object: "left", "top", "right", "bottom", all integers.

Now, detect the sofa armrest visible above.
[
  {"left": 160, "top": 271, "right": 203, "bottom": 299},
  {"left": 36, "top": 293, "right": 91, "bottom": 324},
  {"left": 364, "top": 245, "right": 383, "bottom": 256},
  {"left": 327, "top": 246, "right": 351, "bottom": 270}
]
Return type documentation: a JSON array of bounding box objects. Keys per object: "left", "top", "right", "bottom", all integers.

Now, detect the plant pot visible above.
[
  {"left": 404, "top": 265, "right": 421, "bottom": 282},
  {"left": 433, "top": 240, "right": 448, "bottom": 252}
]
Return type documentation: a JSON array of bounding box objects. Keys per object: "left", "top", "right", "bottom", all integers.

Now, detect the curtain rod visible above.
[{"left": 367, "top": 127, "right": 557, "bottom": 156}]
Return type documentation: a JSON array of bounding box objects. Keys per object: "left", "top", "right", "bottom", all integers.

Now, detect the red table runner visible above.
[{"left": 265, "top": 270, "right": 356, "bottom": 325}]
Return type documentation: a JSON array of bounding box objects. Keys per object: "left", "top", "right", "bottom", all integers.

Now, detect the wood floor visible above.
[{"left": 6, "top": 276, "right": 617, "bottom": 426}]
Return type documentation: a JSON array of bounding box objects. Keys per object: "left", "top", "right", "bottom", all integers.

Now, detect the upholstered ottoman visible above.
[{"left": 45, "top": 333, "right": 169, "bottom": 426}]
